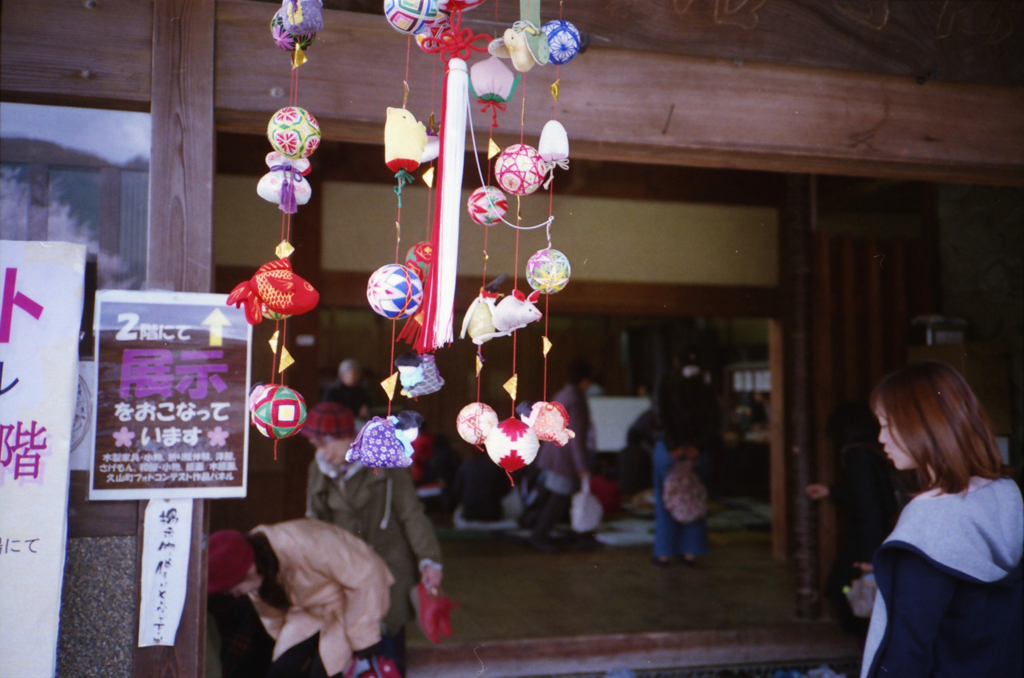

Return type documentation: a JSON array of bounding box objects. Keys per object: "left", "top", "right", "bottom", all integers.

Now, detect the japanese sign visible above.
[
  {"left": 0, "top": 240, "right": 87, "bottom": 678},
  {"left": 138, "top": 499, "right": 192, "bottom": 647},
  {"left": 90, "top": 290, "right": 252, "bottom": 500}
]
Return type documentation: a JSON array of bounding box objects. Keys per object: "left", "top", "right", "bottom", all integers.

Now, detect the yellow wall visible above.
[{"left": 216, "top": 175, "right": 779, "bottom": 286}]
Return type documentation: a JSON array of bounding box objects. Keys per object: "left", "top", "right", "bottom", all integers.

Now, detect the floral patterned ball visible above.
[
  {"left": 384, "top": 0, "right": 441, "bottom": 36},
  {"left": 467, "top": 186, "right": 507, "bottom": 226},
  {"left": 267, "top": 107, "right": 321, "bottom": 159},
  {"left": 367, "top": 264, "right": 424, "bottom": 320},
  {"left": 270, "top": 8, "right": 316, "bottom": 52},
  {"left": 250, "top": 385, "right": 307, "bottom": 440},
  {"left": 456, "top": 402, "right": 499, "bottom": 445},
  {"left": 526, "top": 248, "right": 571, "bottom": 294},
  {"left": 404, "top": 241, "right": 433, "bottom": 284},
  {"left": 494, "top": 144, "right": 546, "bottom": 196},
  {"left": 542, "top": 20, "right": 581, "bottom": 66}
]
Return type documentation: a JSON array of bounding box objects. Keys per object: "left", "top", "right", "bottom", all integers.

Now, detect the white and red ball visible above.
[
  {"left": 456, "top": 402, "right": 499, "bottom": 445},
  {"left": 367, "top": 264, "right": 424, "bottom": 320},
  {"left": 484, "top": 417, "right": 540, "bottom": 473},
  {"left": 494, "top": 144, "right": 546, "bottom": 196},
  {"left": 467, "top": 186, "right": 507, "bottom": 226}
]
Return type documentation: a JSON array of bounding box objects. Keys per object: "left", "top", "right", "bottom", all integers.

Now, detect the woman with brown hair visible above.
[
  {"left": 208, "top": 519, "right": 394, "bottom": 678},
  {"left": 861, "top": 361, "right": 1022, "bottom": 678}
]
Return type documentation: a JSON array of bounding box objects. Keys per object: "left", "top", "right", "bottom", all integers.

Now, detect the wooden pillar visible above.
[
  {"left": 136, "top": 1, "right": 215, "bottom": 676},
  {"left": 768, "top": 318, "right": 787, "bottom": 560},
  {"left": 784, "top": 174, "right": 819, "bottom": 619},
  {"left": 811, "top": 231, "right": 836, "bottom": 596}
]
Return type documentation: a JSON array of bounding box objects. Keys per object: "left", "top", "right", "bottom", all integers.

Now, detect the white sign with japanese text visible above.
[
  {"left": 90, "top": 290, "right": 252, "bottom": 500},
  {"left": 138, "top": 498, "right": 193, "bottom": 647},
  {"left": 0, "top": 240, "right": 87, "bottom": 678}
]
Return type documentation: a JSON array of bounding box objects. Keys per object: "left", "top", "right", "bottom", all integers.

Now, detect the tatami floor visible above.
[{"left": 407, "top": 524, "right": 798, "bottom": 647}]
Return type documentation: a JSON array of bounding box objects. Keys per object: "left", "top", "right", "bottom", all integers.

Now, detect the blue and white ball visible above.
[
  {"left": 542, "top": 20, "right": 581, "bottom": 65},
  {"left": 384, "top": 0, "right": 441, "bottom": 36},
  {"left": 367, "top": 264, "right": 424, "bottom": 319}
]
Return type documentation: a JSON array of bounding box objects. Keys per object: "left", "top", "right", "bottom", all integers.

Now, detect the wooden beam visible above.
[
  {"left": 216, "top": 268, "right": 781, "bottom": 318},
  {"left": 135, "top": 2, "right": 215, "bottom": 677},
  {"left": 0, "top": 0, "right": 152, "bottom": 110},
  {"left": 768, "top": 318, "right": 787, "bottom": 561},
  {"left": 215, "top": 2, "right": 1024, "bottom": 185},
  {"left": 324, "top": 0, "right": 1024, "bottom": 88}
]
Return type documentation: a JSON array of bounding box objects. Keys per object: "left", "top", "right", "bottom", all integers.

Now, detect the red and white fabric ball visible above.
[
  {"left": 467, "top": 186, "right": 507, "bottom": 226},
  {"left": 484, "top": 417, "right": 539, "bottom": 473}
]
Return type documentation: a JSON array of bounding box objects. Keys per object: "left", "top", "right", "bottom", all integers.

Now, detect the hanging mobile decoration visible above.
[
  {"left": 538, "top": 120, "right": 569, "bottom": 188},
  {"left": 487, "top": 0, "right": 550, "bottom": 73},
  {"left": 385, "top": 0, "right": 443, "bottom": 35},
  {"left": 526, "top": 247, "right": 571, "bottom": 294},
  {"left": 542, "top": 19, "right": 581, "bottom": 65},
  {"left": 367, "top": 264, "right": 424, "bottom": 320},
  {"left": 517, "top": 400, "right": 574, "bottom": 445},
  {"left": 257, "top": 152, "right": 312, "bottom": 214},
  {"left": 347, "top": 411, "right": 425, "bottom": 468},
  {"left": 469, "top": 56, "right": 520, "bottom": 127},
  {"left": 467, "top": 186, "right": 507, "bottom": 226},
  {"left": 395, "top": 352, "right": 445, "bottom": 397},
  {"left": 456, "top": 402, "right": 499, "bottom": 446},
  {"left": 229, "top": 3, "right": 328, "bottom": 453},
  {"left": 494, "top": 144, "right": 546, "bottom": 196},
  {"left": 385, "top": 107, "right": 429, "bottom": 204},
  {"left": 484, "top": 417, "right": 540, "bottom": 480}
]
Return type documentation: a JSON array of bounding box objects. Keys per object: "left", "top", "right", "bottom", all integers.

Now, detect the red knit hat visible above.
[
  {"left": 301, "top": 401, "right": 356, "bottom": 440},
  {"left": 207, "top": 530, "right": 254, "bottom": 594}
]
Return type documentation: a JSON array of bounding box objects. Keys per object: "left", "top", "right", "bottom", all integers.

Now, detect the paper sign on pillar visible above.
[{"left": 0, "top": 241, "right": 87, "bottom": 678}]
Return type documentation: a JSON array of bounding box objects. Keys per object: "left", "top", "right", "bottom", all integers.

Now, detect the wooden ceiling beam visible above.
[{"left": 215, "top": 1, "right": 1024, "bottom": 185}]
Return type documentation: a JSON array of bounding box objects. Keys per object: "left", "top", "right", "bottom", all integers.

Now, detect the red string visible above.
[
  {"left": 404, "top": 35, "right": 412, "bottom": 103},
  {"left": 543, "top": 293, "right": 549, "bottom": 401}
]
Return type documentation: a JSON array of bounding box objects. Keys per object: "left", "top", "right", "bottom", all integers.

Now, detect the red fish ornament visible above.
[{"left": 227, "top": 258, "right": 319, "bottom": 325}]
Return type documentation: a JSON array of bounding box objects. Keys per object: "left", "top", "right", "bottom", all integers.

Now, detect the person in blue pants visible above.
[{"left": 652, "top": 440, "right": 709, "bottom": 565}]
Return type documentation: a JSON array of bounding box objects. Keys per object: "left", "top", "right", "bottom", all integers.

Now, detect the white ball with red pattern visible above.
[
  {"left": 494, "top": 144, "right": 546, "bottom": 196},
  {"left": 456, "top": 402, "right": 499, "bottom": 445},
  {"left": 484, "top": 417, "right": 540, "bottom": 473},
  {"left": 467, "top": 186, "right": 507, "bottom": 226},
  {"left": 267, "top": 107, "right": 321, "bottom": 160}
]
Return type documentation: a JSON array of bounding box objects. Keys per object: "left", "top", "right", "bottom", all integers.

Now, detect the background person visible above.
[
  {"left": 528, "top": 358, "right": 595, "bottom": 551},
  {"left": 207, "top": 521, "right": 393, "bottom": 678},
  {"left": 323, "top": 358, "right": 371, "bottom": 423},
  {"left": 804, "top": 401, "right": 899, "bottom": 637},
  {"left": 652, "top": 349, "right": 722, "bottom": 565},
  {"left": 303, "top": 401, "right": 443, "bottom": 676},
  {"left": 861, "top": 361, "right": 1022, "bottom": 678}
]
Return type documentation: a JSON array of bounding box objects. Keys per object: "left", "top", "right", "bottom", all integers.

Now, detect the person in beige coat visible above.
[
  {"left": 303, "top": 402, "right": 443, "bottom": 674},
  {"left": 208, "top": 519, "right": 394, "bottom": 678}
]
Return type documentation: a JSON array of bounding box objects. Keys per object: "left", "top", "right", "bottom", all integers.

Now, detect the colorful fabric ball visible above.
[
  {"left": 543, "top": 20, "right": 581, "bottom": 65},
  {"left": 526, "top": 248, "right": 571, "bottom": 294},
  {"left": 404, "top": 242, "right": 433, "bottom": 285},
  {"left": 250, "top": 385, "right": 307, "bottom": 440},
  {"left": 484, "top": 417, "right": 539, "bottom": 473},
  {"left": 270, "top": 8, "right": 316, "bottom": 52},
  {"left": 467, "top": 186, "right": 507, "bottom": 226},
  {"left": 267, "top": 107, "right": 321, "bottom": 159},
  {"left": 384, "top": 0, "right": 441, "bottom": 36},
  {"left": 415, "top": 12, "right": 450, "bottom": 51},
  {"left": 494, "top": 144, "right": 546, "bottom": 196},
  {"left": 367, "top": 264, "right": 424, "bottom": 319},
  {"left": 456, "top": 402, "right": 499, "bottom": 445}
]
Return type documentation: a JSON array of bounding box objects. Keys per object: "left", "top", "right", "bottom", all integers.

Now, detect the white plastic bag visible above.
[{"left": 571, "top": 477, "right": 603, "bottom": 532}]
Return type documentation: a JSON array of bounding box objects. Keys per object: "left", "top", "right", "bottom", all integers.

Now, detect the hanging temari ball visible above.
[
  {"left": 467, "top": 186, "right": 507, "bottom": 226},
  {"left": 415, "top": 12, "right": 450, "bottom": 51},
  {"left": 384, "top": 0, "right": 441, "bottom": 35},
  {"left": 270, "top": 8, "right": 316, "bottom": 52},
  {"left": 542, "top": 20, "right": 581, "bottom": 65},
  {"left": 439, "top": 0, "right": 485, "bottom": 11},
  {"left": 526, "top": 248, "right": 571, "bottom": 294},
  {"left": 494, "top": 144, "right": 546, "bottom": 196},
  {"left": 268, "top": 107, "right": 321, "bottom": 160},
  {"left": 251, "top": 385, "right": 307, "bottom": 439},
  {"left": 456, "top": 402, "right": 499, "bottom": 445},
  {"left": 404, "top": 241, "right": 433, "bottom": 284},
  {"left": 367, "top": 264, "right": 424, "bottom": 319},
  {"left": 484, "top": 417, "right": 540, "bottom": 473}
]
